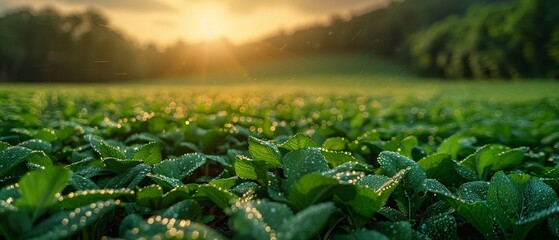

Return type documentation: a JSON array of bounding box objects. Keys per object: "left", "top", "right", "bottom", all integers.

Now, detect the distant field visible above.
[
  {"left": 3, "top": 53, "right": 557, "bottom": 102},
  {"left": 1, "top": 73, "right": 559, "bottom": 239},
  {"left": 3, "top": 76, "right": 558, "bottom": 103}
]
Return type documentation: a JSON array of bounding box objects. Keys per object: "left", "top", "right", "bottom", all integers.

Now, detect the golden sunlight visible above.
[{"left": 191, "top": 4, "right": 225, "bottom": 40}]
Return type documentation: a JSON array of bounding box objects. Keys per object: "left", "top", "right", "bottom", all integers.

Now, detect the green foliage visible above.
[
  {"left": 249, "top": 136, "right": 282, "bottom": 168},
  {"left": 459, "top": 144, "right": 525, "bottom": 180},
  {"left": 410, "top": 0, "right": 559, "bottom": 78},
  {"left": 234, "top": 155, "right": 268, "bottom": 184},
  {"left": 22, "top": 200, "right": 118, "bottom": 240},
  {"left": 282, "top": 148, "right": 329, "bottom": 191},
  {"left": 487, "top": 172, "right": 559, "bottom": 239},
  {"left": 418, "top": 153, "right": 462, "bottom": 187},
  {"left": 281, "top": 133, "right": 319, "bottom": 151},
  {"left": 288, "top": 173, "right": 355, "bottom": 211},
  {"left": 0, "top": 88, "right": 558, "bottom": 239},
  {"left": 0, "top": 146, "right": 33, "bottom": 177},
  {"left": 131, "top": 142, "right": 163, "bottom": 165},
  {"left": 228, "top": 200, "right": 335, "bottom": 240},
  {"left": 152, "top": 153, "right": 206, "bottom": 180},
  {"left": 58, "top": 188, "right": 133, "bottom": 209},
  {"left": 16, "top": 166, "right": 70, "bottom": 221}
]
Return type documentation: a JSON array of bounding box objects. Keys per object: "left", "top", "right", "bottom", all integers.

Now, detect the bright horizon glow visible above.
[
  {"left": 191, "top": 4, "right": 225, "bottom": 41},
  {"left": 0, "top": 0, "right": 388, "bottom": 46}
]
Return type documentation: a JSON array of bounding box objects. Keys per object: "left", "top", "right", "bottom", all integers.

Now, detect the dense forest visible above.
[{"left": 0, "top": 0, "right": 558, "bottom": 82}]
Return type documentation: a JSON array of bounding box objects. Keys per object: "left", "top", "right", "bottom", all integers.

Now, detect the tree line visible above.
[
  {"left": 0, "top": 0, "right": 557, "bottom": 82},
  {"left": 409, "top": 0, "right": 559, "bottom": 78},
  {"left": 259, "top": 0, "right": 558, "bottom": 79}
]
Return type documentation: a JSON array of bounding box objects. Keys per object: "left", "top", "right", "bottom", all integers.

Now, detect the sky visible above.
[{"left": 0, "top": 0, "right": 387, "bottom": 46}]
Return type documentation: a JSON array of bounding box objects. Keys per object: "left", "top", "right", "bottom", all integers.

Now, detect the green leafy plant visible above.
[{"left": 1, "top": 88, "right": 558, "bottom": 239}]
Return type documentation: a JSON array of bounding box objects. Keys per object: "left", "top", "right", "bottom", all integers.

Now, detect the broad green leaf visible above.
[
  {"left": 0, "top": 146, "right": 33, "bottom": 177},
  {"left": 119, "top": 214, "right": 144, "bottom": 237},
  {"left": 103, "top": 158, "right": 142, "bottom": 173},
  {"left": 147, "top": 173, "right": 184, "bottom": 189},
  {"left": 418, "top": 215, "right": 459, "bottom": 240},
  {"left": 227, "top": 200, "right": 292, "bottom": 239},
  {"left": 457, "top": 202, "right": 496, "bottom": 239},
  {"left": 34, "top": 128, "right": 57, "bottom": 142},
  {"left": 86, "top": 134, "right": 125, "bottom": 159},
  {"left": 234, "top": 155, "right": 268, "bottom": 185},
  {"left": 487, "top": 172, "right": 529, "bottom": 236},
  {"left": 516, "top": 201, "right": 559, "bottom": 226},
  {"left": 249, "top": 136, "right": 282, "bottom": 168},
  {"left": 57, "top": 188, "right": 133, "bottom": 209},
  {"left": 277, "top": 202, "right": 335, "bottom": 240},
  {"left": 160, "top": 184, "right": 199, "bottom": 208},
  {"left": 322, "top": 137, "right": 348, "bottom": 151},
  {"left": 136, "top": 185, "right": 164, "bottom": 208},
  {"left": 323, "top": 169, "right": 365, "bottom": 185},
  {"left": 487, "top": 172, "right": 559, "bottom": 239},
  {"left": 384, "top": 136, "right": 418, "bottom": 158},
  {"left": 22, "top": 200, "right": 117, "bottom": 240},
  {"left": 26, "top": 151, "right": 53, "bottom": 168},
  {"left": 424, "top": 179, "right": 454, "bottom": 197},
  {"left": 201, "top": 129, "right": 228, "bottom": 153},
  {"left": 209, "top": 177, "right": 239, "bottom": 190},
  {"left": 103, "top": 163, "right": 151, "bottom": 189},
  {"left": 282, "top": 148, "right": 329, "bottom": 191},
  {"left": 376, "top": 221, "right": 415, "bottom": 240},
  {"left": 18, "top": 139, "right": 52, "bottom": 154},
  {"left": 195, "top": 185, "right": 238, "bottom": 209},
  {"left": 321, "top": 162, "right": 373, "bottom": 180},
  {"left": 377, "top": 207, "right": 407, "bottom": 222},
  {"left": 543, "top": 167, "right": 559, "bottom": 192},
  {"left": 252, "top": 201, "right": 293, "bottom": 230},
  {"left": 123, "top": 214, "right": 225, "bottom": 240},
  {"left": 99, "top": 141, "right": 126, "bottom": 159},
  {"left": 68, "top": 173, "right": 99, "bottom": 190},
  {"left": 453, "top": 163, "right": 478, "bottom": 182},
  {"left": 153, "top": 153, "right": 206, "bottom": 180},
  {"left": 378, "top": 151, "right": 427, "bottom": 218},
  {"left": 157, "top": 200, "right": 202, "bottom": 221},
  {"left": 460, "top": 145, "right": 525, "bottom": 180},
  {"left": 136, "top": 184, "right": 198, "bottom": 210},
  {"left": 267, "top": 173, "right": 288, "bottom": 202},
  {"left": 208, "top": 154, "right": 233, "bottom": 168},
  {"left": 378, "top": 151, "right": 426, "bottom": 189},
  {"left": 548, "top": 213, "right": 559, "bottom": 237},
  {"left": 125, "top": 132, "right": 161, "bottom": 144},
  {"left": 422, "top": 201, "right": 454, "bottom": 220},
  {"left": 230, "top": 181, "right": 260, "bottom": 199},
  {"left": 417, "top": 153, "right": 462, "bottom": 187},
  {"left": 343, "top": 168, "right": 406, "bottom": 227},
  {"left": 288, "top": 173, "right": 356, "bottom": 211},
  {"left": 426, "top": 180, "right": 496, "bottom": 239},
  {"left": 320, "top": 148, "right": 357, "bottom": 167},
  {"left": 437, "top": 134, "right": 461, "bottom": 159},
  {"left": 131, "top": 142, "right": 163, "bottom": 165},
  {"left": 16, "top": 166, "right": 71, "bottom": 221},
  {"left": 458, "top": 181, "right": 489, "bottom": 202},
  {"left": 281, "top": 133, "right": 318, "bottom": 151}
]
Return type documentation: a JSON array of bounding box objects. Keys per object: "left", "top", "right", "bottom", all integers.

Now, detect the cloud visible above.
[{"left": 59, "top": 0, "right": 175, "bottom": 12}]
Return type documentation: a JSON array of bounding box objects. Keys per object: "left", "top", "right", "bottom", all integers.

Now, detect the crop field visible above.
[{"left": 1, "top": 81, "right": 559, "bottom": 239}]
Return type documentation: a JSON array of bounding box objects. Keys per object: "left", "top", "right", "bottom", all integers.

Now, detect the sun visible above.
[{"left": 193, "top": 5, "right": 225, "bottom": 41}]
